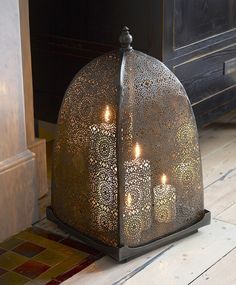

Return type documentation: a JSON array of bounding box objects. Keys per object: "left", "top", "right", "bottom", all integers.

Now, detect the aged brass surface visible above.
[{"left": 52, "top": 28, "right": 204, "bottom": 249}]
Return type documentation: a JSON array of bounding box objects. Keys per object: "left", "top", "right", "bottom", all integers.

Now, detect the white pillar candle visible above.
[
  {"left": 123, "top": 192, "right": 142, "bottom": 245},
  {"left": 153, "top": 174, "right": 176, "bottom": 223},
  {"left": 89, "top": 105, "right": 118, "bottom": 232},
  {"left": 123, "top": 143, "right": 152, "bottom": 245}
]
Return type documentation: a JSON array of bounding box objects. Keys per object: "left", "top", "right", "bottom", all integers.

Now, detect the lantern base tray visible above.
[{"left": 46, "top": 207, "right": 211, "bottom": 262}]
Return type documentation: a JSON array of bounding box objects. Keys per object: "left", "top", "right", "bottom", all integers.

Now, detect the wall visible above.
[{"left": 0, "top": 0, "right": 47, "bottom": 241}]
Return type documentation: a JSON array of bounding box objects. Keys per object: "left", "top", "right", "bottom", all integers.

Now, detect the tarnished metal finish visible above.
[
  {"left": 119, "top": 26, "right": 133, "bottom": 51},
  {"left": 52, "top": 36, "right": 204, "bottom": 249},
  {"left": 119, "top": 50, "right": 204, "bottom": 246},
  {"left": 52, "top": 51, "right": 120, "bottom": 247}
]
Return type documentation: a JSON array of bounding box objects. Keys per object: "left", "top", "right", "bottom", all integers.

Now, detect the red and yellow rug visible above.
[{"left": 0, "top": 227, "right": 103, "bottom": 285}]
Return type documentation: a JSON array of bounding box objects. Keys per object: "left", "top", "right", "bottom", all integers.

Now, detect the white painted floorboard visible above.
[
  {"left": 191, "top": 248, "right": 236, "bottom": 285},
  {"left": 124, "top": 220, "right": 236, "bottom": 285},
  {"left": 62, "top": 219, "right": 236, "bottom": 285},
  {"left": 204, "top": 169, "right": 236, "bottom": 217},
  {"left": 216, "top": 202, "right": 236, "bottom": 225},
  {"left": 62, "top": 246, "right": 171, "bottom": 285},
  {"left": 199, "top": 124, "right": 236, "bottom": 159},
  {"left": 201, "top": 138, "right": 236, "bottom": 188}
]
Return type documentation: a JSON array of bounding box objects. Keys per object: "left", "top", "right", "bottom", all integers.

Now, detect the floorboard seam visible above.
[
  {"left": 214, "top": 203, "right": 236, "bottom": 225},
  {"left": 204, "top": 167, "right": 236, "bottom": 190},
  {"left": 188, "top": 246, "right": 236, "bottom": 285},
  {"left": 212, "top": 217, "right": 236, "bottom": 225},
  {"left": 111, "top": 244, "right": 174, "bottom": 285},
  {"left": 201, "top": 138, "right": 236, "bottom": 160}
]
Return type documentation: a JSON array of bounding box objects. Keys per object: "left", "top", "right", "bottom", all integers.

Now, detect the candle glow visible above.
[
  {"left": 127, "top": 193, "right": 132, "bottom": 207},
  {"left": 161, "top": 174, "right": 167, "bottom": 185},
  {"left": 104, "top": 105, "right": 112, "bottom": 123},
  {"left": 154, "top": 173, "right": 176, "bottom": 223},
  {"left": 89, "top": 104, "right": 118, "bottom": 232},
  {"left": 123, "top": 141, "right": 152, "bottom": 245},
  {"left": 134, "top": 142, "right": 141, "bottom": 159}
]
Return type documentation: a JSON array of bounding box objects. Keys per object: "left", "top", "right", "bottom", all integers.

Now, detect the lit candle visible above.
[
  {"left": 89, "top": 105, "right": 118, "bottom": 232},
  {"left": 123, "top": 191, "right": 142, "bottom": 245},
  {"left": 153, "top": 174, "right": 176, "bottom": 223},
  {"left": 123, "top": 142, "right": 152, "bottom": 245}
]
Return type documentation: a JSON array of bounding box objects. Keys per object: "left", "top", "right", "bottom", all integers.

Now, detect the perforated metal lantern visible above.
[{"left": 47, "top": 27, "right": 210, "bottom": 261}]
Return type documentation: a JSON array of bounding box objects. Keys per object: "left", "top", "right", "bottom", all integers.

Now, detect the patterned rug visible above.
[{"left": 0, "top": 226, "right": 103, "bottom": 285}]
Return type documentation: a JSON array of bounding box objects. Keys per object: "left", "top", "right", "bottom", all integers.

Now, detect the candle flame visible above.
[
  {"left": 104, "top": 105, "right": 112, "bottom": 123},
  {"left": 127, "top": 193, "right": 132, "bottom": 207},
  {"left": 161, "top": 174, "right": 167, "bottom": 185},
  {"left": 134, "top": 142, "right": 141, "bottom": 159}
]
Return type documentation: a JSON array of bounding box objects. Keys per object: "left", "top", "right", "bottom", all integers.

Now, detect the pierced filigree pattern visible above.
[
  {"left": 52, "top": 48, "right": 204, "bottom": 249},
  {"left": 89, "top": 118, "right": 118, "bottom": 234},
  {"left": 123, "top": 158, "right": 152, "bottom": 245},
  {"left": 52, "top": 52, "right": 120, "bottom": 247},
  {"left": 119, "top": 50, "right": 204, "bottom": 246},
  {"left": 153, "top": 184, "right": 176, "bottom": 223}
]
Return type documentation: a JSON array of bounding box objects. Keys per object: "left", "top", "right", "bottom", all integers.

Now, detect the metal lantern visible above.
[{"left": 47, "top": 27, "right": 210, "bottom": 261}]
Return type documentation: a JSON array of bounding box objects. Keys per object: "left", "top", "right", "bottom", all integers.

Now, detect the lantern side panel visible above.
[
  {"left": 118, "top": 50, "right": 204, "bottom": 247},
  {"left": 52, "top": 52, "right": 121, "bottom": 247}
]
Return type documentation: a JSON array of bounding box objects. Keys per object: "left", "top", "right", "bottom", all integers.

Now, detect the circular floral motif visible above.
[
  {"left": 98, "top": 180, "right": 114, "bottom": 205},
  {"left": 142, "top": 211, "right": 152, "bottom": 230},
  {"left": 97, "top": 210, "right": 117, "bottom": 231},
  {"left": 95, "top": 136, "right": 114, "bottom": 161},
  {"left": 75, "top": 131, "right": 88, "bottom": 146},
  {"left": 156, "top": 204, "right": 172, "bottom": 223},
  {"left": 173, "top": 157, "right": 200, "bottom": 188},
  {"left": 125, "top": 172, "right": 141, "bottom": 185},
  {"left": 94, "top": 168, "right": 111, "bottom": 181},
  {"left": 97, "top": 211, "right": 109, "bottom": 229},
  {"left": 125, "top": 185, "right": 142, "bottom": 208},
  {"left": 124, "top": 217, "right": 142, "bottom": 241},
  {"left": 76, "top": 97, "right": 93, "bottom": 120},
  {"left": 176, "top": 121, "right": 196, "bottom": 145}
]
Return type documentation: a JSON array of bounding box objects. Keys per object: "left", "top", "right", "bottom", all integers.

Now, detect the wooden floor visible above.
[{"left": 38, "top": 111, "right": 236, "bottom": 285}]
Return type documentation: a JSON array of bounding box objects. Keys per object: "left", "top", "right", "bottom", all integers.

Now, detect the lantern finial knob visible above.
[{"left": 119, "top": 26, "right": 133, "bottom": 51}]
